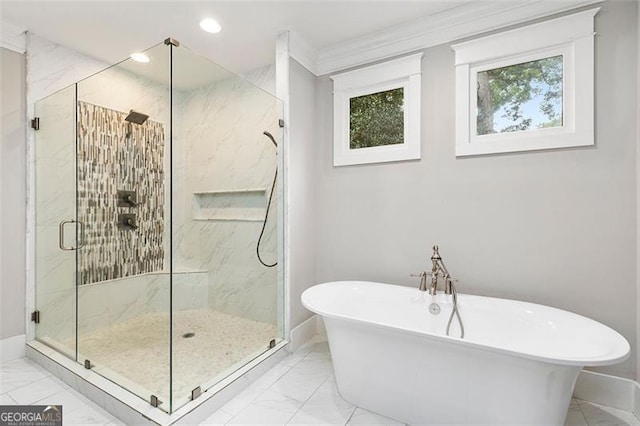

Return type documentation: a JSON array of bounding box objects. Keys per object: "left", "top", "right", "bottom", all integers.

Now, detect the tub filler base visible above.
[{"left": 327, "top": 317, "right": 580, "bottom": 425}]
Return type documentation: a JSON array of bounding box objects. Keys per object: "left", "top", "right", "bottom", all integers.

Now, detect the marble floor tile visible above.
[
  {"left": 218, "top": 363, "right": 294, "bottom": 417},
  {"left": 1, "top": 362, "right": 119, "bottom": 425},
  {"left": 577, "top": 399, "right": 640, "bottom": 426},
  {"left": 64, "top": 405, "right": 123, "bottom": 426},
  {"left": 347, "top": 407, "right": 404, "bottom": 425},
  {"left": 0, "top": 357, "right": 51, "bottom": 394},
  {"left": 7, "top": 375, "right": 68, "bottom": 405},
  {"left": 302, "top": 349, "right": 331, "bottom": 364},
  {"left": 0, "top": 393, "right": 17, "bottom": 405},
  {"left": 304, "top": 341, "right": 330, "bottom": 354},
  {"left": 565, "top": 400, "right": 588, "bottom": 426},
  {"left": 287, "top": 379, "right": 355, "bottom": 425},
  {"left": 219, "top": 381, "right": 270, "bottom": 416},
  {"left": 246, "top": 362, "right": 294, "bottom": 395},
  {"left": 226, "top": 394, "right": 303, "bottom": 425},
  {"left": 34, "top": 388, "right": 98, "bottom": 416},
  {"left": 279, "top": 352, "right": 307, "bottom": 369},
  {"left": 200, "top": 408, "right": 235, "bottom": 425},
  {"left": 266, "top": 355, "right": 332, "bottom": 404},
  {"left": 281, "top": 337, "right": 326, "bottom": 368},
  {"left": 218, "top": 396, "right": 257, "bottom": 418}
]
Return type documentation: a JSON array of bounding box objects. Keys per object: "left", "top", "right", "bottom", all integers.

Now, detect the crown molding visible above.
[
  {"left": 1, "top": 20, "right": 26, "bottom": 53},
  {"left": 288, "top": 30, "right": 318, "bottom": 75},
  {"left": 315, "top": 0, "right": 602, "bottom": 76}
]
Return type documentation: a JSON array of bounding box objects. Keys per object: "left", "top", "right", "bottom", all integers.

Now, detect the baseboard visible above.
[
  {"left": 634, "top": 383, "right": 640, "bottom": 419},
  {"left": 0, "top": 334, "right": 26, "bottom": 362},
  {"left": 289, "top": 314, "right": 320, "bottom": 352},
  {"left": 573, "top": 370, "right": 635, "bottom": 412}
]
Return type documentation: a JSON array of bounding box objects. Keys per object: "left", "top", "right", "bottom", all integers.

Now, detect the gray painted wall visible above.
[
  {"left": 1, "top": 47, "right": 26, "bottom": 339},
  {"left": 288, "top": 58, "right": 317, "bottom": 328},
  {"left": 314, "top": 1, "right": 637, "bottom": 379}
]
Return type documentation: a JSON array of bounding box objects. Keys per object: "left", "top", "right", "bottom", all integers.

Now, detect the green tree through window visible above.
[
  {"left": 477, "top": 55, "right": 563, "bottom": 135},
  {"left": 349, "top": 87, "right": 404, "bottom": 149}
]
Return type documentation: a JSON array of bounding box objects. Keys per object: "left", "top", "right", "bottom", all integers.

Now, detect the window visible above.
[
  {"left": 350, "top": 87, "right": 404, "bottom": 149},
  {"left": 476, "top": 55, "right": 563, "bottom": 136},
  {"left": 331, "top": 53, "right": 422, "bottom": 166},
  {"left": 452, "top": 8, "right": 598, "bottom": 156}
]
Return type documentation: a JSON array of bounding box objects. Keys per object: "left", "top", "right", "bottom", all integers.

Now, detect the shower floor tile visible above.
[{"left": 66, "top": 309, "right": 277, "bottom": 407}]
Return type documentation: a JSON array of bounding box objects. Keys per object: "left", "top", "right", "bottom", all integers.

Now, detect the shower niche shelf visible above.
[{"left": 192, "top": 189, "right": 267, "bottom": 222}]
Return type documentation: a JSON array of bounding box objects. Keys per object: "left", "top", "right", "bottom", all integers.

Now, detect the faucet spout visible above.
[{"left": 429, "top": 273, "right": 438, "bottom": 295}]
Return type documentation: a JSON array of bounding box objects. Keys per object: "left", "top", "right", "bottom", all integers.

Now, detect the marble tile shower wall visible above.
[
  {"left": 173, "top": 65, "right": 280, "bottom": 325},
  {"left": 77, "top": 102, "right": 165, "bottom": 284}
]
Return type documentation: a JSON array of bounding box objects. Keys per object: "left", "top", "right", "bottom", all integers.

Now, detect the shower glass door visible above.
[
  {"left": 170, "top": 44, "right": 285, "bottom": 410},
  {"left": 75, "top": 42, "right": 172, "bottom": 411},
  {"left": 34, "top": 85, "right": 78, "bottom": 359}
]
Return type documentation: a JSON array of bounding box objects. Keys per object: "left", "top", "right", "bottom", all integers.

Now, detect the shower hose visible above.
[
  {"left": 256, "top": 169, "right": 277, "bottom": 268},
  {"left": 446, "top": 280, "right": 465, "bottom": 338}
]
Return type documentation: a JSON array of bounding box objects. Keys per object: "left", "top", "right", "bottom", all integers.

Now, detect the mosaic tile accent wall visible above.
[{"left": 77, "top": 102, "right": 165, "bottom": 285}]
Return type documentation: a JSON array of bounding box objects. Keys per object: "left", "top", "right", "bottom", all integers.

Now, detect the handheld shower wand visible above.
[
  {"left": 263, "top": 131, "right": 277, "bottom": 147},
  {"left": 257, "top": 130, "right": 278, "bottom": 268}
]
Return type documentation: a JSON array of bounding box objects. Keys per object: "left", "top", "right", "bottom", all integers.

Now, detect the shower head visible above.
[
  {"left": 125, "top": 110, "right": 149, "bottom": 125},
  {"left": 263, "top": 131, "right": 277, "bottom": 148}
]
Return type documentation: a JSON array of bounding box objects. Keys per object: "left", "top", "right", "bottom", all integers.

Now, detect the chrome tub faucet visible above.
[
  {"left": 411, "top": 245, "right": 464, "bottom": 338},
  {"left": 412, "top": 245, "right": 454, "bottom": 294}
]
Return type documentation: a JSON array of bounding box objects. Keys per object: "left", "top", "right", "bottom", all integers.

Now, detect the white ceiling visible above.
[{"left": 1, "top": 1, "right": 473, "bottom": 75}]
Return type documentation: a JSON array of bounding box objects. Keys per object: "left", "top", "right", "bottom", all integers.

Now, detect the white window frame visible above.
[
  {"left": 331, "top": 53, "right": 423, "bottom": 166},
  {"left": 452, "top": 8, "right": 599, "bottom": 157}
]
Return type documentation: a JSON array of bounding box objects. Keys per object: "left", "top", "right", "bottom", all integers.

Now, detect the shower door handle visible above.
[
  {"left": 76, "top": 220, "right": 85, "bottom": 249},
  {"left": 59, "top": 219, "right": 79, "bottom": 251}
]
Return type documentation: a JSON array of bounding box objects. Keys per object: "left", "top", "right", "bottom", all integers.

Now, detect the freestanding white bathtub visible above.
[{"left": 301, "top": 281, "right": 630, "bottom": 425}]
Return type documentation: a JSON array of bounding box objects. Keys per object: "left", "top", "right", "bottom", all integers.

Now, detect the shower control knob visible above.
[
  {"left": 117, "top": 190, "right": 139, "bottom": 207},
  {"left": 125, "top": 195, "right": 138, "bottom": 206},
  {"left": 118, "top": 213, "right": 138, "bottom": 230}
]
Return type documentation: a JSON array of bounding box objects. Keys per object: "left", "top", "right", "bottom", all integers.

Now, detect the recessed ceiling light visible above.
[
  {"left": 200, "top": 18, "right": 222, "bottom": 34},
  {"left": 130, "top": 52, "right": 150, "bottom": 63}
]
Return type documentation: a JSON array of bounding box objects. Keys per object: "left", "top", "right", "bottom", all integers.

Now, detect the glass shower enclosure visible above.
[{"left": 33, "top": 39, "right": 284, "bottom": 413}]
